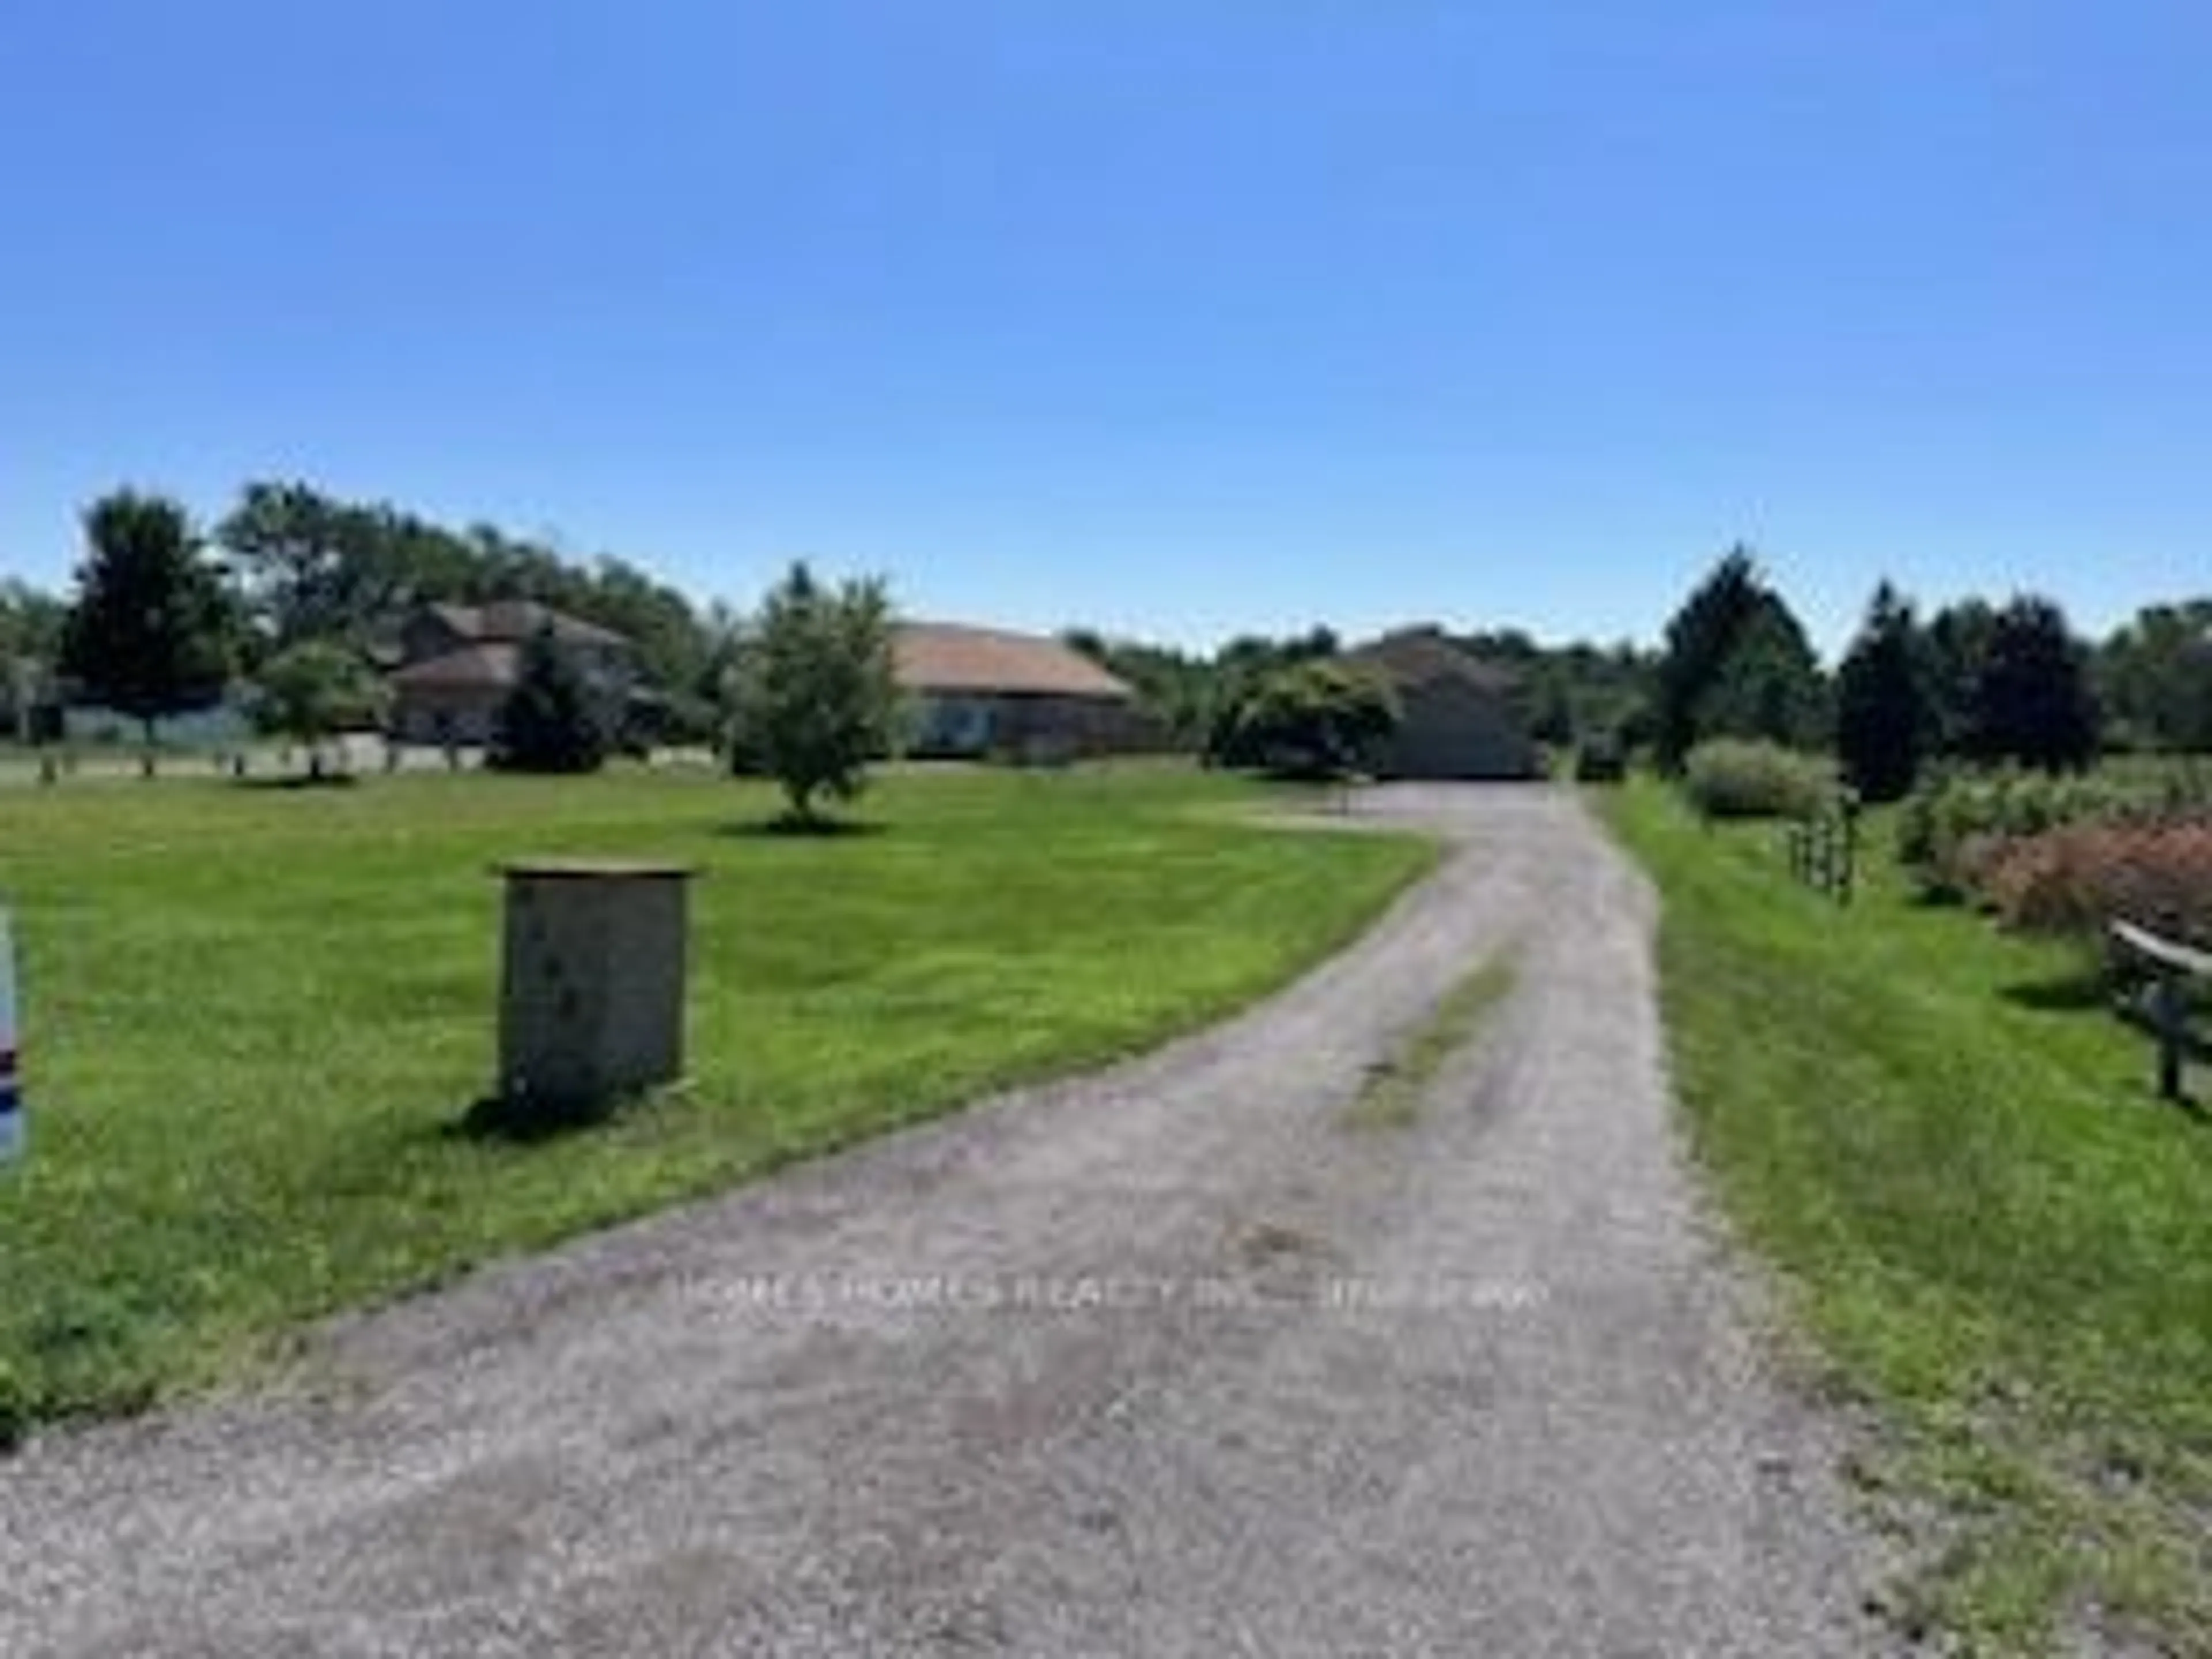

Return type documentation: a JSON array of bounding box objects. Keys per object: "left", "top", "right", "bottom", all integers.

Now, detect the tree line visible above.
[
  {"left": 2, "top": 481, "right": 731, "bottom": 751},
  {"left": 1646, "top": 546, "right": 2198, "bottom": 804},
  {"left": 1069, "top": 549, "right": 2207, "bottom": 794},
  {"left": 7, "top": 482, "right": 2206, "bottom": 793}
]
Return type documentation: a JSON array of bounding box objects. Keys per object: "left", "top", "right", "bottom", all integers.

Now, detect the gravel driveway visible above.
[{"left": 0, "top": 786, "right": 1884, "bottom": 1657}]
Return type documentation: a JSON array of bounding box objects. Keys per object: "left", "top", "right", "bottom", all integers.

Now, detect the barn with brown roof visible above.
[
  {"left": 895, "top": 622, "right": 1143, "bottom": 760},
  {"left": 1346, "top": 627, "right": 1542, "bottom": 781}
]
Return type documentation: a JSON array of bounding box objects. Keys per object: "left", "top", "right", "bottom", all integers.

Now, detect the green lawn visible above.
[
  {"left": 1601, "top": 781, "right": 2211, "bottom": 1655},
  {"left": 0, "top": 763, "right": 1434, "bottom": 1439}
]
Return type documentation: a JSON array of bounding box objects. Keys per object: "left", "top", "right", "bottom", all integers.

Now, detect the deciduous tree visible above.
[
  {"left": 252, "top": 640, "right": 389, "bottom": 778},
  {"left": 1224, "top": 659, "right": 1400, "bottom": 779},
  {"left": 727, "top": 563, "right": 897, "bottom": 824},
  {"left": 2097, "top": 601, "right": 2212, "bottom": 753},
  {"left": 218, "top": 481, "right": 389, "bottom": 650},
  {"left": 0, "top": 579, "right": 66, "bottom": 742},
  {"left": 59, "top": 491, "right": 234, "bottom": 764}
]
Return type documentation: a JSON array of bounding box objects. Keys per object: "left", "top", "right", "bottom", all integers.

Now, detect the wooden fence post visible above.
[
  {"left": 2153, "top": 972, "right": 2186, "bottom": 1102},
  {"left": 1838, "top": 793, "right": 1860, "bottom": 907},
  {"left": 2109, "top": 919, "right": 2205, "bottom": 1104}
]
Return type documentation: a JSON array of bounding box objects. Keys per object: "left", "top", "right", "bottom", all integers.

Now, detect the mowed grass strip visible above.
[
  {"left": 1601, "top": 780, "right": 2212, "bottom": 1654},
  {"left": 1339, "top": 955, "right": 1517, "bottom": 1131},
  {"left": 0, "top": 764, "right": 1435, "bottom": 1438}
]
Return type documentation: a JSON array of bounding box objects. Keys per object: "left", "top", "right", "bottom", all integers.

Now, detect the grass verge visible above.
[
  {"left": 1339, "top": 955, "right": 1518, "bottom": 1131},
  {"left": 1599, "top": 779, "right": 2211, "bottom": 1655},
  {"left": 0, "top": 764, "right": 1435, "bottom": 1441}
]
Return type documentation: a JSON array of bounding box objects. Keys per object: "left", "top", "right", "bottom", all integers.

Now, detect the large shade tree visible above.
[
  {"left": 218, "top": 481, "right": 399, "bottom": 652},
  {"left": 59, "top": 490, "right": 234, "bottom": 765}
]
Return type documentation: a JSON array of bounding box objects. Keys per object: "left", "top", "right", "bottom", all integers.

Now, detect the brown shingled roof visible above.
[
  {"left": 893, "top": 623, "right": 1134, "bottom": 700},
  {"left": 388, "top": 642, "right": 521, "bottom": 690},
  {"left": 429, "top": 601, "right": 628, "bottom": 647},
  {"left": 1347, "top": 627, "right": 1518, "bottom": 695}
]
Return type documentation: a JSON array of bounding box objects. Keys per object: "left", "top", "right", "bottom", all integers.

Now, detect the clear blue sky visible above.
[{"left": 3, "top": 2, "right": 2207, "bottom": 656}]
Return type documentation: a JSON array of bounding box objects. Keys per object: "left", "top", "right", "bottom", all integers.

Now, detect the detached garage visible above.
[{"left": 1347, "top": 628, "right": 1543, "bottom": 781}]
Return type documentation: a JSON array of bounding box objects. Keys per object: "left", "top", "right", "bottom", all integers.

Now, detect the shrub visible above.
[
  {"left": 1983, "top": 820, "right": 2212, "bottom": 949},
  {"left": 1895, "top": 783, "right": 1942, "bottom": 870},
  {"left": 1682, "top": 739, "right": 1832, "bottom": 821},
  {"left": 1980, "top": 829, "right": 2108, "bottom": 938},
  {"left": 1897, "top": 763, "right": 2212, "bottom": 899}
]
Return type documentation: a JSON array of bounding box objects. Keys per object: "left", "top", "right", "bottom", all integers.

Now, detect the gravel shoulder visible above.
[{"left": 0, "top": 785, "right": 1887, "bottom": 1657}]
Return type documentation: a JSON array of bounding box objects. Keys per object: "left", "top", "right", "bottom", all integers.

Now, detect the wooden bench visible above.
[{"left": 2108, "top": 920, "right": 2211, "bottom": 1101}]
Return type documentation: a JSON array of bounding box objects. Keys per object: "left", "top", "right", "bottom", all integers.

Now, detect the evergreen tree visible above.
[
  {"left": 490, "top": 626, "right": 608, "bottom": 773},
  {"left": 1654, "top": 548, "right": 1760, "bottom": 770},
  {"left": 1834, "top": 581, "right": 1934, "bottom": 802},
  {"left": 1968, "top": 595, "right": 2099, "bottom": 772},
  {"left": 1692, "top": 593, "right": 1830, "bottom": 749},
  {"left": 1654, "top": 547, "right": 1827, "bottom": 768},
  {"left": 1924, "top": 599, "right": 1996, "bottom": 757}
]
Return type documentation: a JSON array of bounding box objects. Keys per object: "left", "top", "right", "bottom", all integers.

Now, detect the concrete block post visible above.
[{"left": 497, "top": 861, "right": 698, "bottom": 1118}]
